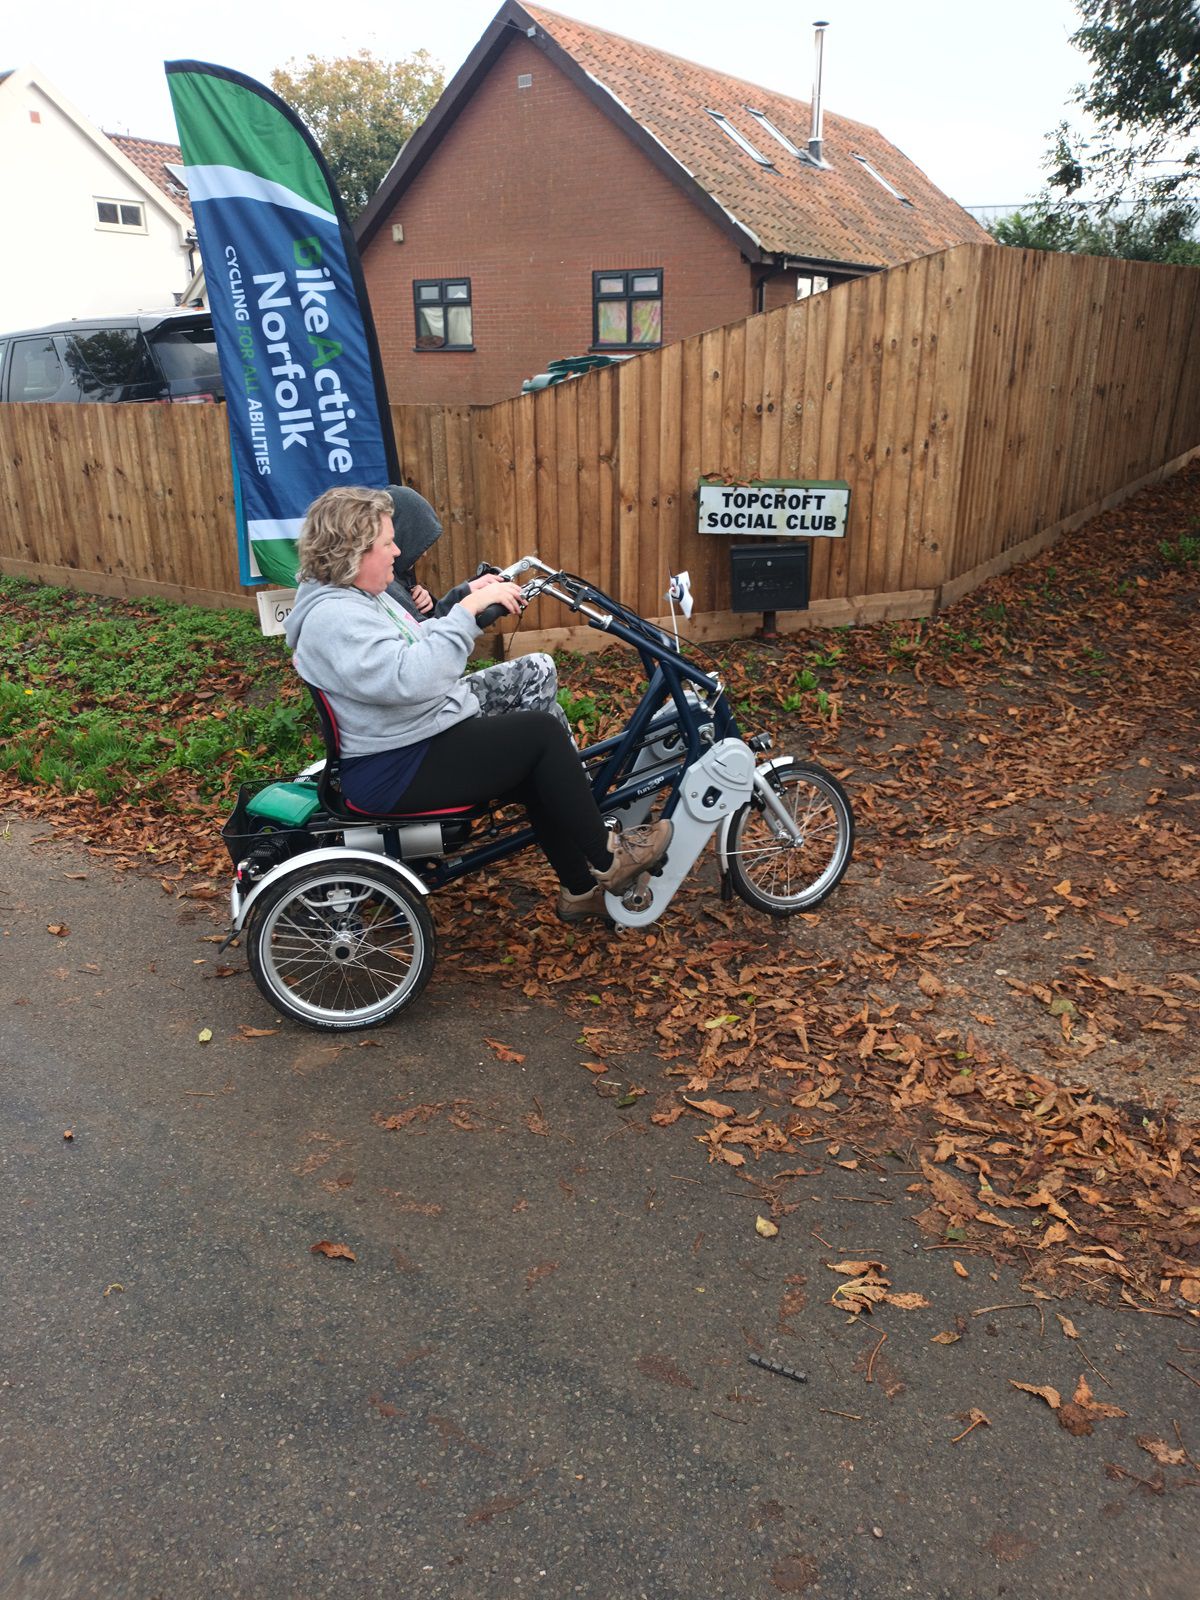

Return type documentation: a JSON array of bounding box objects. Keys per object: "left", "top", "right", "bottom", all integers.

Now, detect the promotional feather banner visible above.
[{"left": 166, "top": 61, "right": 398, "bottom": 586}]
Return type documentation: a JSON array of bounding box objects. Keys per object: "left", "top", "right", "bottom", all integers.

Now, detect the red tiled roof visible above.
[
  {"left": 522, "top": 5, "right": 987, "bottom": 269},
  {"left": 107, "top": 133, "right": 193, "bottom": 220}
]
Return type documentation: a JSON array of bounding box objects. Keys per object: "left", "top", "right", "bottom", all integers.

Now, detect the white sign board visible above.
[
  {"left": 256, "top": 587, "right": 297, "bottom": 638},
  {"left": 699, "top": 480, "right": 850, "bottom": 537}
]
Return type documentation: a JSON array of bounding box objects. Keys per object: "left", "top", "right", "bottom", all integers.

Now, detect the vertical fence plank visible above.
[
  {"left": 616, "top": 358, "right": 642, "bottom": 606},
  {"left": 512, "top": 391, "right": 539, "bottom": 557},
  {"left": 759, "top": 303, "right": 787, "bottom": 480},
  {"left": 678, "top": 332, "right": 705, "bottom": 609},
  {"left": 869, "top": 260, "right": 914, "bottom": 597},
  {"left": 636, "top": 349, "right": 663, "bottom": 615},
  {"left": 811, "top": 282, "right": 849, "bottom": 602},
  {"left": 656, "top": 339, "right": 684, "bottom": 604},
  {"left": 553, "top": 380, "right": 580, "bottom": 581},
  {"left": 885, "top": 256, "right": 930, "bottom": 594},
  {"left": 576, "top": 372, "right": 601, "bottom": 584},
  {"left": 698, "top": 325, "right": 727, "bottom": 608},
  {"left": 791, "top": 294, "right": 825, "bottom": 598},
  {"left": 596, "top": 366, "right": 619, "bottom": 597},
  {"left": 899, "top": 254, "right": 944, "bottom": 591},
  {"left": 739, "top": 310, "right": 767, "bottom": 487},
  {"left": 917, "top": 244, "right": 981, "bottom": 590}
]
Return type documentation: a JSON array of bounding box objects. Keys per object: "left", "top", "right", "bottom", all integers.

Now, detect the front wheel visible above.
[
  {"left": 246, "top": 860, "right": 435, "bottom": 1030},
  {"left": 725, "top": 758, "right": 854, "bottom": 915}
]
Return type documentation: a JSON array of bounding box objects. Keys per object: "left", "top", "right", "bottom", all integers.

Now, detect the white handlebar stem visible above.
[{"left": 498, "top": 553, "right": 555, "bottom": 581}]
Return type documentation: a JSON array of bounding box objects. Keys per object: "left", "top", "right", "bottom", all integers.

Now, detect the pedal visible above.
[{"left": 620, "top": 873, "right": 654, "bottom": 913}]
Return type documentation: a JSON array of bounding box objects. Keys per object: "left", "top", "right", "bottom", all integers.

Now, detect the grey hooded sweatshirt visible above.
[{"left": 284, "top": 580, "right": 481, "bottom": 756}]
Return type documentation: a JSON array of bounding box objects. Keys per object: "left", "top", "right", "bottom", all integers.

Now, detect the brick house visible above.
[{"left": 356, "top": 2, "right": 989, "bottom": 405}]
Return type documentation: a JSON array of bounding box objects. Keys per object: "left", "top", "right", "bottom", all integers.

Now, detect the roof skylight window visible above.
[
  {"left": 852, "top": 153, "right": 913, "bottom": 206},
  {"left": 705, "top": 109, "right": 773, "bottom": 168},
  {"left": 744, "top": 108, "right": 805, "bottom": 160}
]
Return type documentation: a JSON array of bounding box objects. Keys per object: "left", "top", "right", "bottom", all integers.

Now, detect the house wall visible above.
[
  {"left": 361, "top": 36, "right": 756, "bottom": 405},
  {"left": 0, "top": 77, "right": 192, "bottom": 330}
]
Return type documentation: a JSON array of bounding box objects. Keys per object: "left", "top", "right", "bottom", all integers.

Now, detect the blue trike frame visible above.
[{"left": 414, "top": 571, "right": 740, "bottom": 889}]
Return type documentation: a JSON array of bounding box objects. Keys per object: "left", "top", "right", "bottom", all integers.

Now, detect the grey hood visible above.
[{"left": 387, "top": 485, "right": 442, "bottom": 571}]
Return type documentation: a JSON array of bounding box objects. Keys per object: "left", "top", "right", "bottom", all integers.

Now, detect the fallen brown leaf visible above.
[
  {"left": 1136, "top": 1436, "right": 1188, "bottom": 1467},
  {"left": 311, "top": 1241, "right": 356, "bottom": 1262},
  {"left": 1010, "top": 1381, "right": 1062, "bottom": 1409},
  {"left": 484, "top": 1038, "right": 526, "bottom": 1064}
]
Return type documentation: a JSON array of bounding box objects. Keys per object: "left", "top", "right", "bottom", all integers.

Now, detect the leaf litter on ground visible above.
[{"left": 4, "top": 465, "right": 1200, "bottom": 1312}]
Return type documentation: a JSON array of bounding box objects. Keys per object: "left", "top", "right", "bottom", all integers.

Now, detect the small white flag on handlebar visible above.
[{"left": 666, "top": 570, "right": 694, "bottom": 620}]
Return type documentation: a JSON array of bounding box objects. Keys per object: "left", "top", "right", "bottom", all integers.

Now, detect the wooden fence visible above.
[{"left": 2, "top": 243, "right": 1198, "bottom": 643}]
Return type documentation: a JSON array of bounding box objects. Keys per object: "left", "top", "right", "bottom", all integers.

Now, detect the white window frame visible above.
[
  {"left": 95, "top": 197, "right": 147, "bottom": 233},
  {"left": 706, "top": 109, "right": 773, "bottom": 168},
  {"left": 744, "top": 108, "right": 805, "bottom": 160},
  {"left": 851, "top": 155, "right": 913, "bottom": 207}
]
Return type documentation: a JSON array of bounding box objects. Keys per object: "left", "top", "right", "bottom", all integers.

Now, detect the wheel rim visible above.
[
  {"left": 729, "top": 771, "right": 849, "bottom": 908},
  {"left": 257, "top": 870, "right": 426, "bottom": 1026}
]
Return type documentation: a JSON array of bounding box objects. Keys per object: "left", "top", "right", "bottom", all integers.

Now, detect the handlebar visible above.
[{"left": 472, "top": 555, "right": 616, "bottom": 631}]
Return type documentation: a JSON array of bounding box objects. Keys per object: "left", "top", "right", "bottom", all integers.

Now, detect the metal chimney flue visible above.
[{"left": 809, "top": 19, "right": 828, "bottom": 166}]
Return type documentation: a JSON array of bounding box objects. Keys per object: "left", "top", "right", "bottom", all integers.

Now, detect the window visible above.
[
  {"left": 148, "top": 324, "right": 222, "bottom": 385},
  {"left": 705, "top": 110, "right": 773, "bottom": 168},
  {"left": 796, "top": 274, "right": 829, "bottom": 299},
  {"left": 64, "top": 328, "right": 155, "bottom": 397},
  {"left": 744, "top": 108, "right": 805, "bottom": 161},
  {"left": 851, "top": 154, "right": 913, "bottom": 207},
  {"left": 593, "top": 269, "right": 663, "bottom": 349},
  {"left": 413, "top": 279, "right": 473, "bottom": 351},
  {"left": 9, "top": 337, "right": 75, "bottom": 400},
  {"left": 95, "top": 198, "right": 146, "bottom": 232}
]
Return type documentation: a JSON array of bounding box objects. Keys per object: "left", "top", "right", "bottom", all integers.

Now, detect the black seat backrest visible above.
[{"left": 302, "top": 679, "right": 350, "bottom": 816}]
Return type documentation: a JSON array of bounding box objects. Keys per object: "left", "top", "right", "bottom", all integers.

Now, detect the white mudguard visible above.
[
  {"left": 606, "top": 739, "right": 756, "bottom": 928},
  {"left": 228, "top": 846, "right": 428, "bottom": 935}
]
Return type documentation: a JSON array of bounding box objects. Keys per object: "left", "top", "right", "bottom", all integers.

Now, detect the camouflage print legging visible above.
[{"left": 465, "top": 652, "right": 574, "bottom": 742}]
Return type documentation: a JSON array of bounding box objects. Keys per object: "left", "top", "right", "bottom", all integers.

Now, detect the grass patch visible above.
[
  {"left": 1159, "top": 533, "right": 1200, "bottom": 568},
  {"left": 0, "top": 578, "right": 317, "bottom": 808}
]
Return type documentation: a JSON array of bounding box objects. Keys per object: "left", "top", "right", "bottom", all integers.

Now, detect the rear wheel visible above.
[
  {"left": 246, "top": 860, "right": 435, "bottom": 1030},
  {"left": 726, "top": 758, "right": 853, "bottom": 915}
]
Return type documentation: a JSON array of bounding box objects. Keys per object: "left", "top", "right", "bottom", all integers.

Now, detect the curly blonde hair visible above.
[{"left": 297, "top": 486, "right": 394, "bottom": 587}]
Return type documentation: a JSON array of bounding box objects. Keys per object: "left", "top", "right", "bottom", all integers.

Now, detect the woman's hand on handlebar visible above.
[{"left": 460, "top": 580, "right": 525, "bottom": 624}]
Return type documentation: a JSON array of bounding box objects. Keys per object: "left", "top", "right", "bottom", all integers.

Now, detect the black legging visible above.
[{"left": 394, "top": 711, "right": 610, "bottom": 894}]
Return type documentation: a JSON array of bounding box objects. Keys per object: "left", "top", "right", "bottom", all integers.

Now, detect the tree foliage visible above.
[
  {"left": 1048, "top": 0, "right": 1200, "bottom": 208},
  {"left": 271, "top": 50, "right": 444, "bottom": 219},
  {"left": 989, "top": 202, "right": 1200, "bottom": 264}
]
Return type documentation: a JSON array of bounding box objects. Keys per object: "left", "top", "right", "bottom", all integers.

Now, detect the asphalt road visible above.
[{"left": 2, "top": 814, "right": 1197, "bottom": 1600}]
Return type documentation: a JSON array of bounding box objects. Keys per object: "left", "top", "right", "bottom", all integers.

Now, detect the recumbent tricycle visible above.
[{"left": 221, "top": 556, "right": 854, "bottom": 1030}]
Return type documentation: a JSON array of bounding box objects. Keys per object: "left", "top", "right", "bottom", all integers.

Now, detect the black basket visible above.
[{"left": 221, "top": 783, "right": 315, "bottom": 872}]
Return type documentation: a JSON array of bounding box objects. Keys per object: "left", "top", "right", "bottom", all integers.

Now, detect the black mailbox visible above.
[{"left": 729, "top": 542, "right": 810, "bottom": 614}]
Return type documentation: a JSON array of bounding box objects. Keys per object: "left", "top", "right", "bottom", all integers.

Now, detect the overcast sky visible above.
[{"left": 8, "top": 0, "right": 1091, "bottom": 207}]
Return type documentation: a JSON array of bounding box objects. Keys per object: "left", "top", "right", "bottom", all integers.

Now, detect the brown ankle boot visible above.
[
  {"left": 556, "top": 884, "right": 610, "bottom": 923},
  {"left": 590, "top": 819, "right": 673, "bottom": 893}
]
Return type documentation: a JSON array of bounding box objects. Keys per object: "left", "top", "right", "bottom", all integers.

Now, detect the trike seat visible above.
[{"left": 303, "top": 681, "right": 486, "bottom": 826}]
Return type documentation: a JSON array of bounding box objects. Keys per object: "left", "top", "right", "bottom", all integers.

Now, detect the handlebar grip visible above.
[
  {"left": 475, "top": 562, "right": 502, "bottom": 578},
  {"left": 473, "top": 601, "right": 509, "bottom": 629}
]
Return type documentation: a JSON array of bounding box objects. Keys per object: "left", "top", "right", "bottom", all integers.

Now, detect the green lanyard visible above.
[{"left": 373, "top": 591, "right": 420, "bottom": 645}]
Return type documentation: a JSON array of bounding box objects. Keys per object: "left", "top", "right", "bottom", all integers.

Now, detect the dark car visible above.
[{"left": 0, "top": 311, "right": 223, "bottom": 404}]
